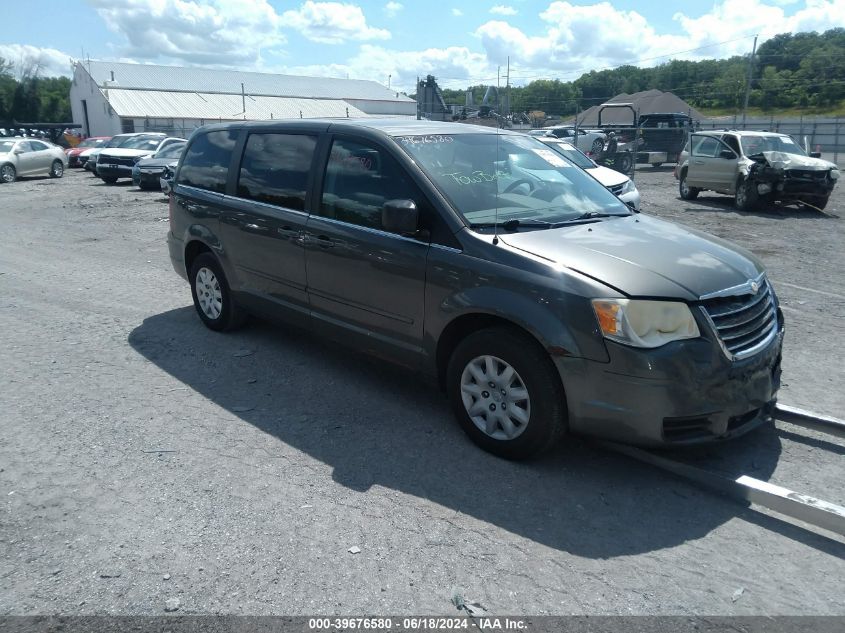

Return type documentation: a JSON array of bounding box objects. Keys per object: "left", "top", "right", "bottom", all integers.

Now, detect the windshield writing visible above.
[{"left": 397, "top": 133, "right": 628, "bottom": 227}]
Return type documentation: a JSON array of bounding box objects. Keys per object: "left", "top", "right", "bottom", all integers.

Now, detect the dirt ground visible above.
[{"left": 1, "top": 166, "right": 843, "bottom": 616}]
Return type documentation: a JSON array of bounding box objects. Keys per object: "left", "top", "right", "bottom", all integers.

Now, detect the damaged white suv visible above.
[{"left": 676, "top": 130, "right": 839, "bottom": 211}]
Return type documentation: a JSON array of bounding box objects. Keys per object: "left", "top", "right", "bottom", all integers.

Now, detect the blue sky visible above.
[{"left": 2, "top": 1, "right": 843, "bottom": 91}]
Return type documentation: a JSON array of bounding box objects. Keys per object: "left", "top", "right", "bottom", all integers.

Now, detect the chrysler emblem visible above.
[{"left": 749, "top": 281, "right": 759, "bottom": 294}]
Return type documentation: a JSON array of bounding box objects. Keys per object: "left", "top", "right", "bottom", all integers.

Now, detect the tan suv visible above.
[{"left": 676, "top": 130, "right": 839, "bottom": 211}]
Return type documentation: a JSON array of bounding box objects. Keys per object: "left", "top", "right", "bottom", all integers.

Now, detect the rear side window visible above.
[
  {"left": 178, "top": 130, "right": 238, "bottom": 193},
  {"left": 237, "top": 133, "right": 317, "bottom": 211},
  {"left": 320, "top": 138, "right": 420, "bottom": 230}
]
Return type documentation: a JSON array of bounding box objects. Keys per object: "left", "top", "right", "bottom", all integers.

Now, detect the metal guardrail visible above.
[{"left": 596, "top": 404, "right": 845, "bottom": 540}]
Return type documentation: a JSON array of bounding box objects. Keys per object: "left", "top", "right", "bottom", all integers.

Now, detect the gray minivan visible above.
[{"left": 167, "top": 119, "right": 784, "bottom": 460}]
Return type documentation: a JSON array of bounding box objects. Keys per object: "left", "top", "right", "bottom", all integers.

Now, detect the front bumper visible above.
[
  {"left": 619, "top": 188, "right": 641, "bottom": 211},
  {"left": 556, "top": 316, "right": 784, "bottom": 446},
  {"left": 167, "top": 231, "right": 188, "bottom": 281},
  {"left": 97, "top": 164, "right": 133, "bottom": 179},
  {"left": 134, "top": 168, "right": 166, "bottom": 188}
]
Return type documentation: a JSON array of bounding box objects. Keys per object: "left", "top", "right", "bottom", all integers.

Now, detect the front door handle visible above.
[
  {"left": 693, "top": 160, "right": 705, "bottom": 165},
  {"left": 315, "top": 235, "right": 334, "bottom": 248}
]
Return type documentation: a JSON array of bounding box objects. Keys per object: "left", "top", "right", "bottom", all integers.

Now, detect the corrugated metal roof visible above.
[
  {"left": 82, "top": 60, "right": 413, "bottom": 103},
  {"left": 105, "top": 89, "right": 371, "bottom": 120}
]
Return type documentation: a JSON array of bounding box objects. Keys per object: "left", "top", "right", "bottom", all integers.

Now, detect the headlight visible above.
[
  {"left": 831, "top": 169, "right": 840, "bottom": 181},
  {"left": 619, "top": 179, "right": 636, "bottom": 195},
  {"left": 592, "top": 299, "right": 700, "bottom": 348}
]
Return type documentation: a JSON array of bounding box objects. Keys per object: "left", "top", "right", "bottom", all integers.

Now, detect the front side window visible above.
[
  {"left": 692, "top": 136, "right": 720, "bottom": 158},
  {"left": 397, "top": 132, "right": 629, "bottom": 227},
  {"left": 177, "top": 130, "right": 238, "bottom": 193},
  {"left": 238, "top": 133, "right": 317, "bottom": 211},
  {"left": 320, "top": 138, "right": 420, "bottom": 230}
]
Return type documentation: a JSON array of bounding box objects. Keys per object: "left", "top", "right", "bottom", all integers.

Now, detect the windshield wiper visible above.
[
  {"left": 552, "top": 211, "right": 628, "bottom": 225},
  {"left": 469, "top": 219, "right": 553, "bottom": 231}
]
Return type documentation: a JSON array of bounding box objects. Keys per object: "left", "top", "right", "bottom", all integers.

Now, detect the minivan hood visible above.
[{"left": 499, "top": 214, "right": 763, "bottom": 300}]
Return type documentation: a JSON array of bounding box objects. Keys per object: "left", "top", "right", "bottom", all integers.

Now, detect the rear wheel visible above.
[
  {"left": 615, "top": 152, "right": 632, "bottom": 174},
  {"left": 49, "top": 160, "right": 64, "bottom": 178},
  {"left": 800, "top": 195, "right": 830, "bottom": 211},
  {"left": 189, "top": 253, "right": 247, "bottom": 332},
  {"left": 102, "top": 176, "right": 118, "bottom": 184},
  {"left": 446, "top": 328, "right": 567, "bottom": 460},
  {"left": 0, "top": 164, "right": 15, "bottom": 183},
  {"left": 735, "top": 177, "right": 759, "bottom": 211},
  {"left": 590, "top": 138, "right": 604, "bottom": 156},
  {"left": 679, "top": 170, "right": 699, "bottom": 200}
]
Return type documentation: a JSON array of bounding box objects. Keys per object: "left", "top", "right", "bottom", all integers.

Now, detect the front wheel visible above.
[
  {"left": 590, "top": 138, "right": 604, "bottom": 156},
  {"left": 735, "top": 177, "right": 759, "bottom": 211},
  {"left": 50, "top": 160, "right": 64, "bottom": 178},
  {"left": 0, "top": 164, "right": 15, "bottom": 183},
  {"left": 189, "top": 253, "right": 247, "bottom": 332},
  {"left": 446, "top": 328, "right": 567, "bottom": 460},
  {"left": 102, "top": 176, "right": 118, "bottom": 184}
]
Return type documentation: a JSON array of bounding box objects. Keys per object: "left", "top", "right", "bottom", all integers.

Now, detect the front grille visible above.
[
  {"left": 700, "top": 278, "right": 777, "bottom": 359},
  {"left": 99, "top": 154, "right": 135, "bottom": 167},
  {"left": 608, "top": 183, "right": 624, "bottom": 195},
  {"left": 785, "top": 169, "right": 827, "bottom": 181}
]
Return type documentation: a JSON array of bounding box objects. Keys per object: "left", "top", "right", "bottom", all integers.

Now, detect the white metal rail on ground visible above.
[{"left": 597, "top": 404, "right": 845, "bottom": 539}]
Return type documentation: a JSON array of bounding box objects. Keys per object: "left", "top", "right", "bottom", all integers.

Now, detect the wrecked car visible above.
[{"left": 677, "top": 130, "right": 839, "bottom": 211}]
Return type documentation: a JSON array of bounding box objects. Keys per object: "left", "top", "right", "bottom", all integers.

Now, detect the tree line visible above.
[
  {"left": 0, "top": 58, "right": 72, "bottom": 124},
  {"left": 439, "top": 28, "right": 845, "bottom": 117}
]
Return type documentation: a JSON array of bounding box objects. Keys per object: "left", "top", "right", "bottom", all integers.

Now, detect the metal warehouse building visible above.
[{"left": 69, "top": 60, "right": 416, "bottom": 138}]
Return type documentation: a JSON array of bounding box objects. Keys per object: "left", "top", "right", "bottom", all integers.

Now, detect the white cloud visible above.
[
  {"left": 452, "top": 8, "right": 463, "bottom": 16},
  {"left": 87, "top": 0, "right": 286, "bottom": 65},
  {"left": 384, "top": 1, "right": 403, "bottom": 17},
  {"left": 475, "top": 0, "right": 845, "bottom": 79},
  {"left": 282, "top": 1, "right": 391, "bottom": 44},
  {"left": 490, "top": 5, "right": 517, "bottom": 16},
  {"left": 0, "top": 44, "right": 74, "bottom": 77},
  {"left": 282, "top": 44, "right": 490, "bottom": 92}
]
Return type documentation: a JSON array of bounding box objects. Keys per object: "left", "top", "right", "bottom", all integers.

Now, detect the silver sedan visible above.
[{"left": 0, "top": 138, "right": 68, "bottom": 183}]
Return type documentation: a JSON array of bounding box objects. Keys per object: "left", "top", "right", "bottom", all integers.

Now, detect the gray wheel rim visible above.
[
  {"left": 680, "top": 177, "right": 690, "bottom": 197},
  {"left": 736, "top": 182, "right": 746, "bottom": 207},
  {"left": 460, "top": 355, "right": 530, "bottom": 440},
  {"left": 195, "top": 267, "right": 223, "bottom": 320},
  {"left": 1, "top": 165, "right": 14, "bottom": 183},
  {"left": 591, "top": 139, "right": 603, "bottom": 154},
  {"left": 52, "top": 161, "right": 63, "bottom": 177}
]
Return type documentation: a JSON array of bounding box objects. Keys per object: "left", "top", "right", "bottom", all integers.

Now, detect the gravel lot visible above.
[{"left": 1, "top": 166, "right": 844, "bottom": 616}]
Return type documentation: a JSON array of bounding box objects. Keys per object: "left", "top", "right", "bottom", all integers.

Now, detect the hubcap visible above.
[
  {"left": 53, "top": 162, "right": 63, "bottom": 177},
  {"left": 736, "top": 184, "right": 746, "bottom": 206},
  {"left": 681, "top": 178, "right": 689, "bottom": 196},
  {"left": 195, "top": 267, "right": 223, "bottom": 320},
  {"left": 460, "top": 355, "right": 530, "bottom": 440},
  {"left": 1, "top": 166, "right": 13, "bottom": 182}
]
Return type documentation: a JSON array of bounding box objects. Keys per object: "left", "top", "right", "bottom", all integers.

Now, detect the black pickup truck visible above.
[{"left": 595, "top": 105, "right": 694, "bottom": 169}]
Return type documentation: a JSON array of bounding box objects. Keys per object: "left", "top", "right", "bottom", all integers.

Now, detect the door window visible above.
[
  {"left": 29, "top": 140, "right": 49, "bottom": 151},
  {"left": 692, "top": 136, "right": 720, "bottom": 158},
  {"left": 237, "top": 133, "right": 317, "bottom": 211},
  {"left": 17, "top": 141, "right": 34, "bottom": 152},
  {"left": 723, "top": 135, "right": 740, "bottom": 155},
  {"left": 320, "top": 139, "right": 420, "bottom": 231},
  {"left": 177, "top": 130, "right": 238, "bottom": 193}
]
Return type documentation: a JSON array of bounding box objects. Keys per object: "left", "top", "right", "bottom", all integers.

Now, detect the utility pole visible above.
[
  {"left": 388, "top": 74, "right": 391, "bottom": 90},
  {"left": 741, "top": 35, "right": 758, "bottom": 129}
]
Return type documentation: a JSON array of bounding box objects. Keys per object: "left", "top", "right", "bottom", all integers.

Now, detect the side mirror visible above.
[
  {"left": 382, "top": 199, "right": 419, "bottom": 236},
  {"left": 13, "top": 148, "right": 24, "bottom": 155},
  {"left": 809, "top": 151, "right": 822, "bottom": 158},
  {"left": 719, "top": 149, "right": 736, "bottom": 159}
]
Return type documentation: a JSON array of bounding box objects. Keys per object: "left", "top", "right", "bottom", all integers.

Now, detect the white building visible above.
[{"left": 69, "top": 60, "right": 416, "bottom": 138}]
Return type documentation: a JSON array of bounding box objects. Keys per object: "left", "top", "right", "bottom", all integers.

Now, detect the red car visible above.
[{"left": 65, "top": 137, "right": 111, "bottom": 167}]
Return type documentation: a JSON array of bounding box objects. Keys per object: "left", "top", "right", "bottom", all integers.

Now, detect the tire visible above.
[
  {"left": 0, "top": 163, "right": 15, "bottom": 183},
  {"left": 800, "top": 195, "right": 829, "bottom": 211},
  {"left": 102, "top": 176, "right": 118, "bottom": 184},
  {"left": 735, "top": 177, "right": 759, "bottom": 211},
  {"left": 189, "top": 252, "right": 247, "bottom": 332},
  {"left": 616, "top": 153, "right": 632, "bottom": 174},
  {"left": 590, "top": 138, "right": 604, "bottom": 156},
  {"left": 49, "top": 160, "right": 64, "bottom": 178},
  {"left": 679, "top": 170, "right": 699, "bottom": 200},
  {"left": 651, "top": 162, "right": 663, "bottom": 168},
  {"left": 138, "top": 180, "right": 155, "bottom": 191},
  {"left": 446, "top": 327, "right": 567, "bottom": 460}
]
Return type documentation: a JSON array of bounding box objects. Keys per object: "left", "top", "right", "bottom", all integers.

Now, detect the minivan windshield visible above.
[
  {"left": 397, "top": 132, "right": 629, "bottom": 228},
  {"left": 741, "top": 135, "right": 807, "bottom": 157}
]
